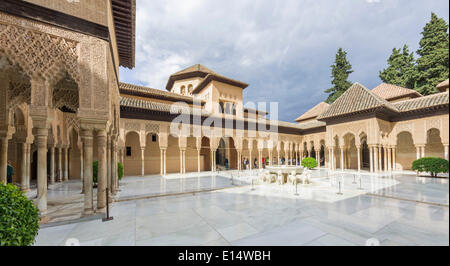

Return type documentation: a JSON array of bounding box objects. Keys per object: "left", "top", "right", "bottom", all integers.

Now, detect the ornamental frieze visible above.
[{"left": 0, "top": 23, "right": 79, "bottom": 85}]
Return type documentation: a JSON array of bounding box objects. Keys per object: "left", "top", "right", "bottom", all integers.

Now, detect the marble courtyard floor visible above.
[{"left": 34, "top": 170, "right": 449, "bottom": 246}]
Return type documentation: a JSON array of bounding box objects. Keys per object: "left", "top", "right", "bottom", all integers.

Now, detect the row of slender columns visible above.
[
  {"left": 368, "top": 145, "right": 397, "bottom": 173},
  {"left": 130, "top": 143, "right": 450, "bottom": 177},
  {"left": 47, "top": 145, "right": 69, "bottom": 185},
  {"left": 78, "top": 129, "right": 119, "bottom": 215}
]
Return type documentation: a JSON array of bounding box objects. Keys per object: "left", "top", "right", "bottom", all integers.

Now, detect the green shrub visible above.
[
  {"left": 118, "top": 162, "right": 124, "bottom": 181},
  {"left": 301, "top": 157, "right": 318, "bottom": 169},
  {"left": 93, "top": 161, "right": 124, "bottom": 184},
  {"left": 0, "top": 184, "right": 39, "bottom": 246},
  {"left": 412, "top": 157, "right": 449, "bottom": 177},
  {"left": 93, "top": 160, "right": 98, "bottom": 185}
]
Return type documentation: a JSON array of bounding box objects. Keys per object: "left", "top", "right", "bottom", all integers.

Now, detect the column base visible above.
[
  {"left": 96, "top": 207, "right": 106, "bottom": 214},
  {"left": 83, "top": 209, "right": 94, "bottom": 216},
  {"left": 21, "top": 187, "right": 31, "bottom": 192}
]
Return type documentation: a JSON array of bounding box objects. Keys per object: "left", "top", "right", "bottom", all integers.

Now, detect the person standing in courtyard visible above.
[{"left": 7, "top": 161, "right": 14, "bottom": 184}]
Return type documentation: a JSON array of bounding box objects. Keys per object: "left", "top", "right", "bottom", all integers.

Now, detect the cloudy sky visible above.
[{"left": 119, "top": 0, "right": 449, "bottom": 122}]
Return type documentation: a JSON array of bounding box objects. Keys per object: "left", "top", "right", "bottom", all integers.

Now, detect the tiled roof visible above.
[
  {"left": 166, "top": 64, "right": 248, "bottom": 92},
  {"left": 297, "top": 120, "right": 327, "bottom": 130},
  {"left": 394, "top": 92, "right": 449, "bottom": 112},
  {"left": 437, "top": 79, "right": 449, "bottom": 92},
  {"left": 372, "top": 83, "right": 422, "bottom": 100},
  {"left": 120, "top": 96, "right": 208, "bottom": 116},
  {"left": 192, "top": 73, "right": 249, "bottom": 94},
  {"left": 295, "top": 102, "right": 329, "bottom": 122},
  {"left": 172, "top": 64, "right": 218, "bottom": 76},
  {"left": 120, "top": 82, "right": 204, "bottom": 103},
  {"left": 318, "top": 83, "right": 399, "bottom": 120}
]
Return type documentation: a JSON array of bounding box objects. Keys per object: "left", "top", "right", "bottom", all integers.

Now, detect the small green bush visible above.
[
  {"left": 93, "top": 161, "right": 124, "bottom": 184},
  {"left": 0, "top": 184, "right": 39, "bottom": 246},
  {"left": 301, "top": 157, "right": 318, "bottom": 169},
  {"left": 118, "top": 162, "right": 124, "bottom": 181},
  {"left": 93, "top": 160, "right": 98, "bottom": 185},
  {"left": 412, "top": 157, "right": 449, "bottom": 177}
]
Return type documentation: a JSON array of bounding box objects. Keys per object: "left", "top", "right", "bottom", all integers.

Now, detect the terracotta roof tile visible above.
[
  {"left": 120, "top": 96, "right": 208, "bottom": 116},
  {"left": 372, "top": 83, "right": 422, "bottom": 100},
  {"left": 120, "top": 82, "right": 204, "bottom": 103},
  {"left": 318, "top": 83, "right": 399, "bottom": 120},
  {"left": 295, "top": 102, "right": 329, "bottom": 122},
  {"left": 394, "top": 92, "right": 449, "bottom": 112},
  {"left": 172, "top": 64, "right": 218, "bottom": 76}
]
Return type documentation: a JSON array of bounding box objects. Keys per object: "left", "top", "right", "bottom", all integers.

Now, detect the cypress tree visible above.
[
  {"left": 379, "top": 45, "right": 416, "bottom": 89},
  {"left": 415, "top": 13, "right": 449, "bottom": 95},
  {"left": 325, "top": 48, "right": 354, "bottom": 104}
]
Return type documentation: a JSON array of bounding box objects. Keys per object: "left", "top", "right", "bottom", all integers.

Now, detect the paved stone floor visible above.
[{"left": 34, "top": 170, "right": 449, "bottom": 246}]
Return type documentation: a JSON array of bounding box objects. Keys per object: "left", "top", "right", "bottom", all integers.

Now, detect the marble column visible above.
[
  {"left": 20, "top": 142, "right": 27, "bottom": 190},
  {"left": 160, "top": 149, "right": 164, "bottom": 175},
  {"left": 213, "top": 151, "right": 217, "bottom": 172},
  {"left": 80, "top": 145, "right": 84, "bottom": 194},
  {"left": 141, "top": 147, "right": 145, "bottom": 176},
  {"left": 35, "top": 128, "right": 48, "bottom": 213},
  {"left": 0, "top": 138, "right": 7, "bottom": 184},
  {"left": 49, "top": 146, "right": 55, "bottom": 184},
  {"left": 383, "top": 146, "right": 388, "bottom": 172},
  {"left": 444, "top": 144, "right": 449, "bottom": 160},
  {"left": 179, "top": 149, "right": 183, "bottom": 174},
  {"left": 328, "top": 148, "right": 331, "bottom": 170},
  {"left": 378, "top": 146, "right": 382, "bottom": 172},
  {"left": 317, "top": 149, "right": 321, "bottom": 169},
  {"left": 163, "top": 149, "right": 167, "bottom": 175},
  {"left": 369, "top": 146, "right": 373, "bottom": 173},
  {"left": 258, "top": 150, "right": 262, "bottom": 169},
  {"left": 392, "top": 147, "right": 397, "bottom": 171},
  {"left": 107, "top": 136, "right": 111, "bottom": 193},
  {"left": 64, "top": 147, "right": 68, "bottom": 181},
  {"left": 58, "top": 146, "right": 63, "bottom": 182},
  {"left": 183, "top": 150, "right": 186, "bottom": 174},
  {"left": 387, "top": 147, "right": 392, "bottom": 171},
  {"left": 421, "top": 146, "right": 425, "bottom": 158},
  {"left": 357, "top": 146, "right": 361, "bottom": 172},
  {"left": 197, "top": 149, "right": 201, "bottom": 172},
  {"left": 269, "top": 150, "right": 273, "bottom": 166},
  {"left": 112, "top": 141, "right": 118, "bottom": 195},
  {"left": 333, "top": 148, "right": 337, "bottom": 170},
  {"left": 96, "top": 130, "right": 107, "bottom": 212},
  {"left": 249, "top": 149, "right": 253, "bottom": 170},
  {"left": 340, "top": 147, "right": 344, "bottom": 171},
  {"left": 277, "top": 150, "right": 280, "bottom": 166},
  {"left": 26, "top": 143, "right": 31, "bottom": 190},
  {"left": 372, "top": 146, "right": 378, "bottom": 172},
  {"left": 81, "top": 129, "right": 94, "bottom": 215},
  {"left": 416, "top": 146, "right": 421, "bottom": 160}
]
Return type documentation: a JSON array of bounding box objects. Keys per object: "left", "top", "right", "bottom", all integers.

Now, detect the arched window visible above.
[
  {"left": 188, "top": 84, "right": 193, "bottom": 95},
  {"left": 219, "top": 102, "right": 225, "bottom": 113},
  {"left": 180, "top": 86, "right": 186, "bottom": 95},
  {"left": 232, "top": 104, "right": 237, "bottom": 115}
]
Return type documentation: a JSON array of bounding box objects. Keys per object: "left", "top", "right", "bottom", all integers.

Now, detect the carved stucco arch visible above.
[{"left": 0, "top": 23, "right": 80, "bottom": 86}]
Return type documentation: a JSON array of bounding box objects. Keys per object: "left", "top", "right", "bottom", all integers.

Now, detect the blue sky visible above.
[{"left": 119, "top": 0, "right": 449, "bottom": 122}]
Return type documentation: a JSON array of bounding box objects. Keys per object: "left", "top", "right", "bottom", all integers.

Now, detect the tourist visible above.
[
  {"left": 225, "top": 158, "right": 229, "bottom": 170},
  {"left": 262, "top": 157, "right": 266, "bottom": 168},
  {"left": 7, "top": 161, "right": 13, "bottom": 184}
]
